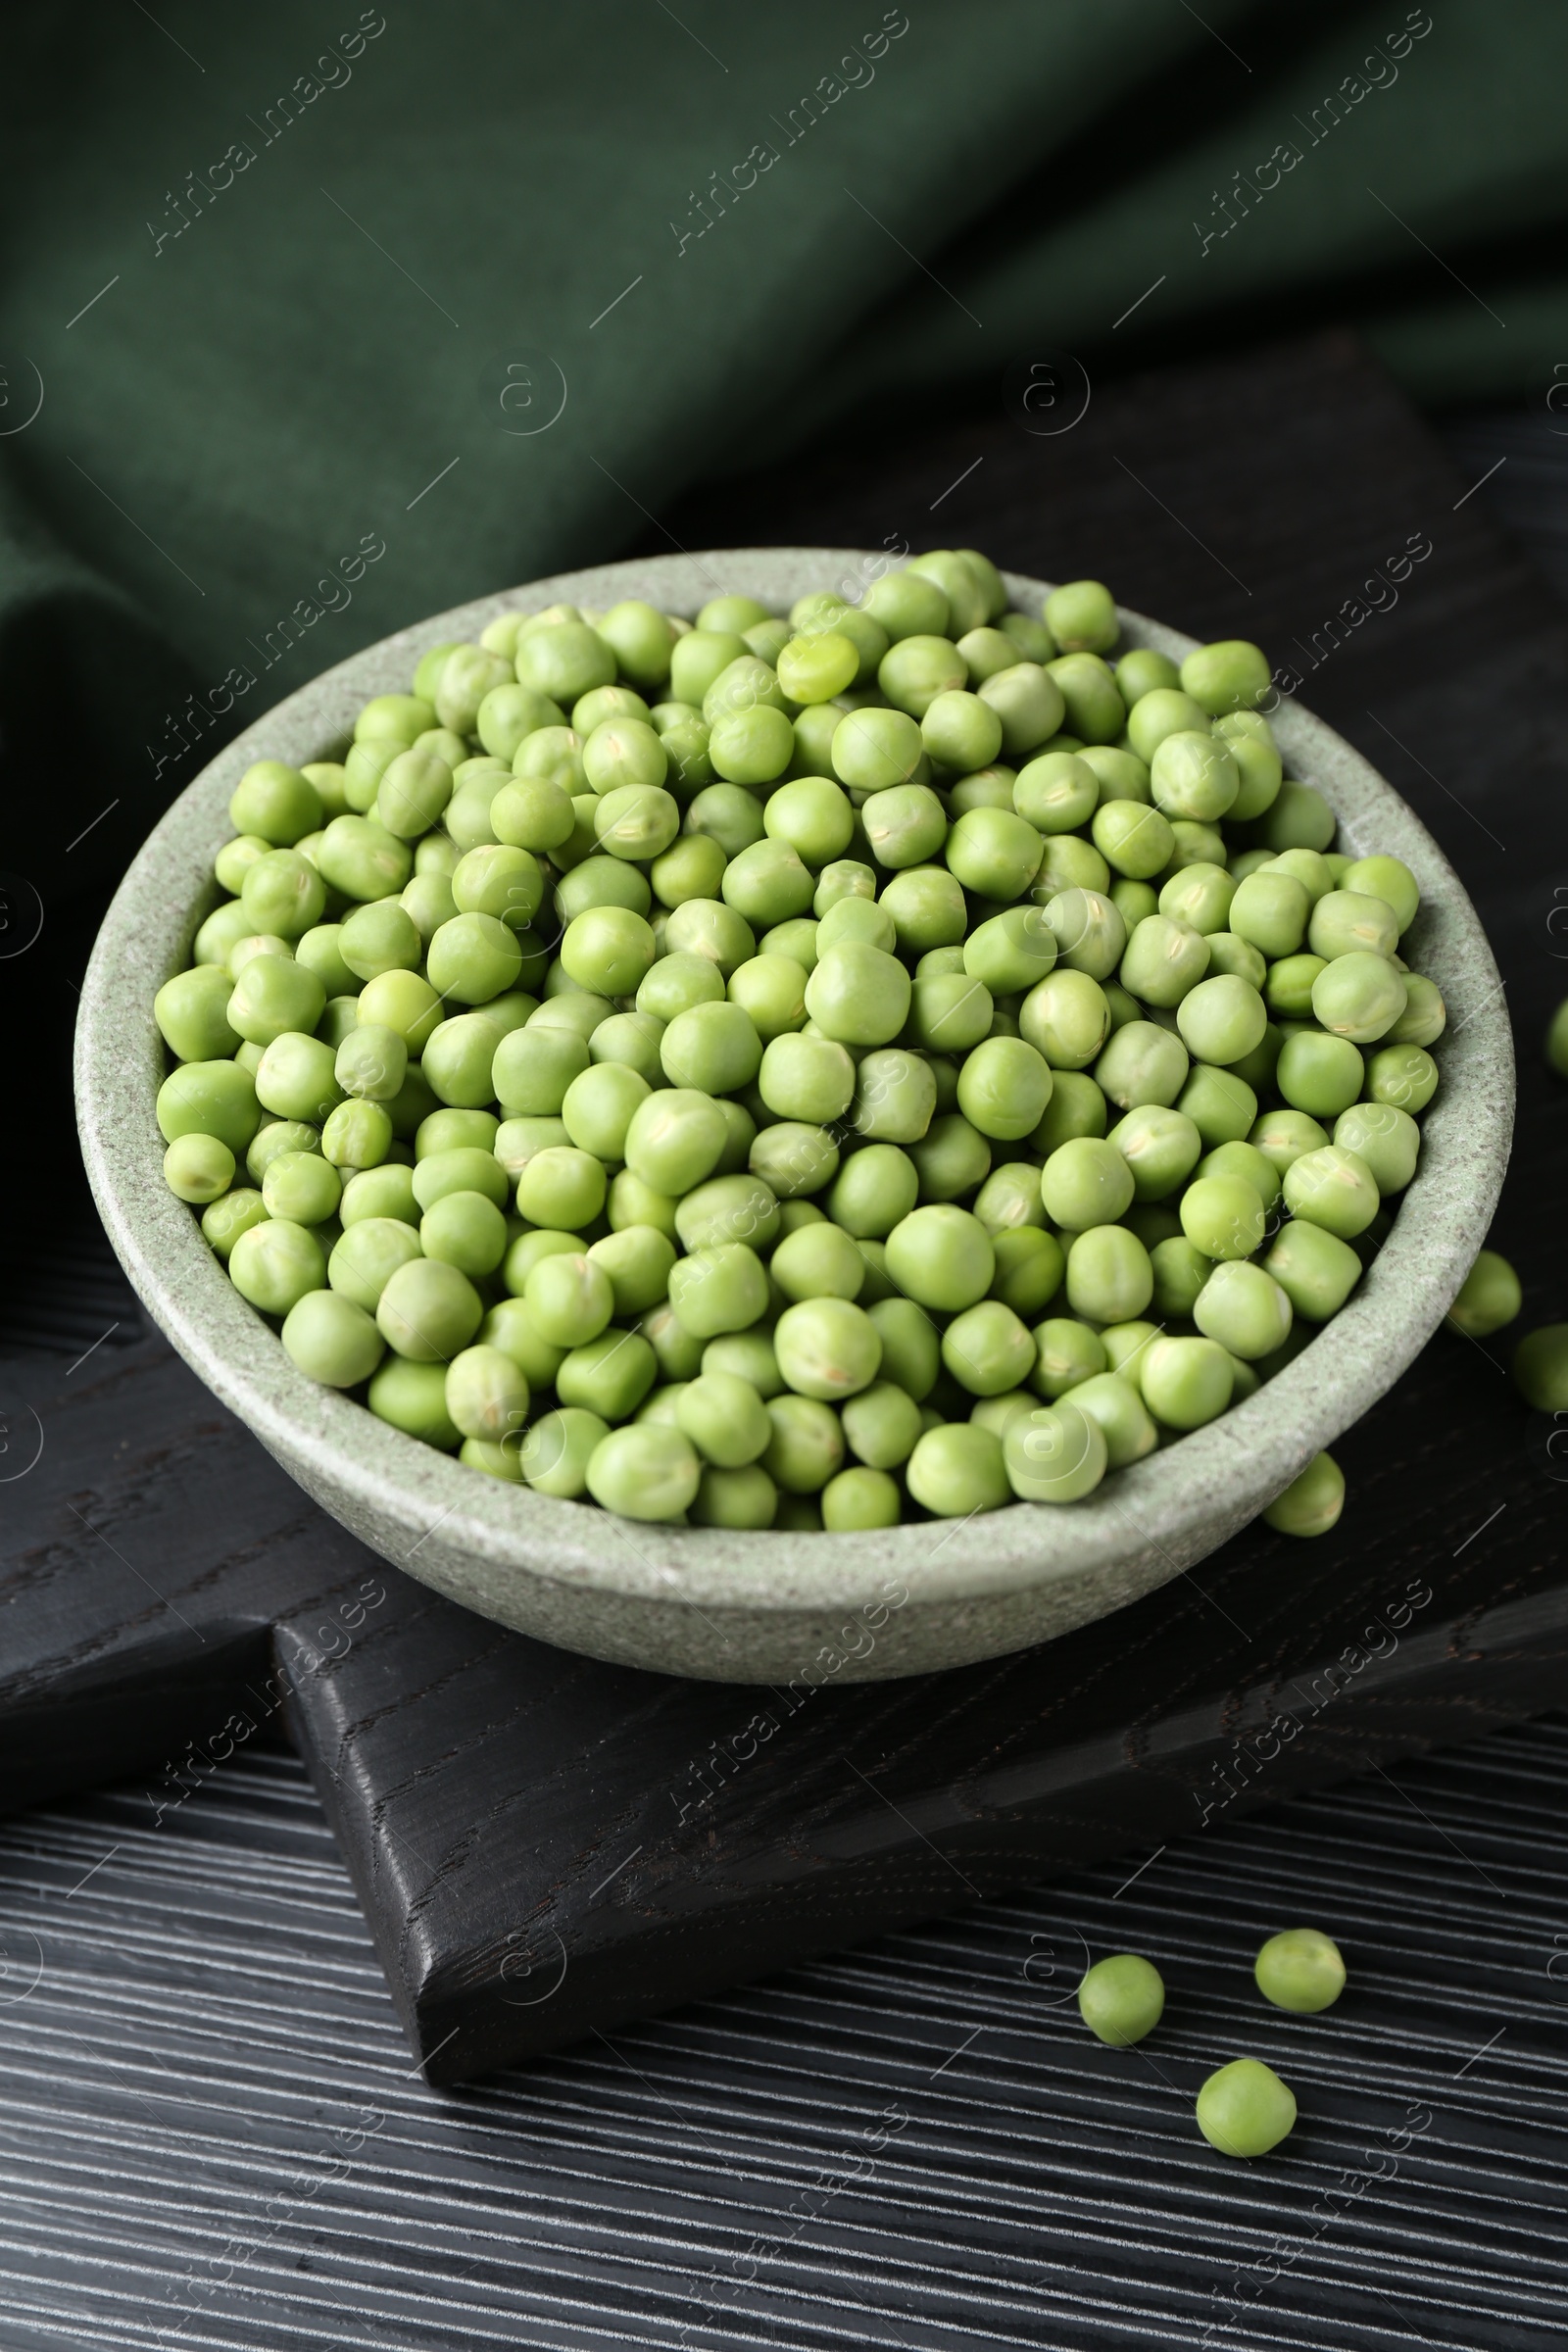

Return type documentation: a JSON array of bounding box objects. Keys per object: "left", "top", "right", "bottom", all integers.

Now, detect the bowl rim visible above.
[{"left": 76, "top": 547, "right": 1513, "bottom": 1624}]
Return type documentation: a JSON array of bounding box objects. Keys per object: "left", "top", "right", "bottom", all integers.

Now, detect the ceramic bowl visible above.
[{"left": 76, "top": 550, "right": 1512, "bottom": 1683}]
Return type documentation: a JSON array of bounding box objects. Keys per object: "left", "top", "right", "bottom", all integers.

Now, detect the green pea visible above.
[
  {"left": 1387, "top": 973, "right": 1446, "bottom": 1049},
  {"left": 514, "top": 1146, "right": 606, "bottom": 1231},
  {"left": 941, "top": 1299, "right": 1035, "bottom": 1396},
  {"left": 945, "top": 808, "right": 1043, "bottom": 904},
  {"left": 1063, "top": 1371, "right": 1157, "bottom": 1468},
  {"left": 1151, "top": 731, "right": 1239, "bottom": 822},
  {"left": 813, "top": 1465, "right": 897, "bottom": 1530},
  {"left": 1141, "top": 1335, "right": 1233, "bottom": 1430},
  {"left": 1445, "top": 1247, "right": 1520, "bottom": 1339},
  {"left": 953, "top": 923, "right": 1047, "bottom": 1026},
  {"left": 721, "top": 839, "right": 815, "bottom": 929},
  {"left": 1282, "top": 1145, "right": 1380, "bottom": 1240},
  {"left": 1196, "top": 2058, "right": 1296, "bottom": 2158},
  {"left": 1113, "top": 649, "right": 1179, "bottom": 703},
  {"left": 1119, "top": 914, "right": 1208, "bottom": 1009},
  {"left": 1308, "top": 889, "right": 1399, "bottom": 965},
  {"left": 1263, "top": 1220, "right": 1362, "bottom": 1321},
  {"left": 1065, "top": 1226, "right": 1152, "bottom": 1323},
  {"left": 757, "top": 1033, "right": 855, "bottom": 1125},
  {"left": 1365, "top": 1042, "right": 1439, "bottom": 1112},
  {"left": 1093, "top": 799, "right": 1174, "bottom": 882},
  {"left": 859, "top": 783, "right": 947, "bottom": 872},
  {"left": 261, "top": 1149, "right": 341, "bottom": 1227},
  {"left": 1003, "top": 1401, "right": 1106, "bottom": 1502},
  {"left": 908, "top": 1112, "right": 991, "bottom": 1202},
  {"left": 1513, "top": 1323, "right": 1568, "bottom": 1410},
  {"left": 154, "top": 965, "right": 243, "bottom": 1063},
  {"left": 583, "top": 1224, "right": 674, "bottom": 1319},
  {"left": 1148, "top": 1235, "right": 1208, "bottom": 1317},
  {"left": 416, "top": 1187, "right": 504, "bottom": 1278},
  {"left": 354, "top": 971, "right": 442, "bottom": 1056},
  {"left": 558, "top": 905, "right": 655, "bottom": 999},
  {"left": 1245, "top": 1109, "right": 1326, "bottom": 1180},
  {"left": 317, "top": 814, "right": 413, "bottom": 904},
  {"left": 885, "top": 1203, "right": 994, "bottom": 1311},
  {"left": 819, "top": 1145, "right": 912, "bottom": 1241},
  {"left": 418, "top": 1012, "right": 503, "bottom": 1110},
  {"left": 1159, "top": 861, "right": 1236, "bottom": 939},
  {"left": 1028, "top": 1317, "right": 1102, "bottom": 1400},
  {"left": 339, "top": 1164, "right": 418, "bottom": 1230},
  {"left": 226, "top": 955, "right": 326, "bottom": 1051},
  {"left": 1252, "top": 779, "right": 1336, "bottom": 855},
  {"left": 501, "top": 1404, "right": 599, "bottom": 1496},
  {"left": 623, "top": 1087, "right": 728, "bottom": 1196},
  {"left": 904, "top": 1421, "right": 1007, "bottom": 1514},
  {"left": 918, "top": 686, "right": 1001, "bottom": 774},
  {"left": 1276, "top": 1030, "right": 1365, "bottom": 1118},
  {"left": 1041, "top": 1138, "right": 1134, "bottom": 1233},
  {"left": 229, "top": 759, "right": 322, "bottom": 846},
  {"left": 664, "top": 896, "right": 757, "bottom": 976},
  {"left": 911, "top": 550, "right": 992, "bottom": 633},
  {"left": 969, "top": 1163, "right": 1044, "bottom": 1236},
  {"left": 862, "top": 567, "right": 949, "bottom": 643},
  {"left": 1180, "top": 638, "right": 1271, "bottom": 715},
  {"left": 818, "top": 899, "right": 898, "bottom": 958},
  {"left": 240, "top": 849, "right": 326, "bottom": 942},
  {"left": 758, "top": 1393, "right": 844, "bottom": 1493},
  {"left": 1039, "top": 888, "right": 1126, "bottom": 983},
  {"left": 976, "top": 661, "right": 1066, "bottom": 758},
  {"left": 367, "top": 1355, "right": 461, "bottom": 1449},
  {"left": 1178, "top": 1172, "right": 1264, "bottom": 1262},
  {"left": 770, "top": 1298, "right": 881, "bottom": 1400},
  {"left": 163, "top": 1133, "right": 235, "bottom": 1204},
  {"left": 1127, "top": 687, "right": 1211, "bottom": 763},
  {"left": 1176, "top": 974, "right": 1268, "bottom": 1067},
  {"left": 989, "top": 1229, "right": 1064, "bottom": 1319},
  {"left": 1254, "top": 1927, "right": 1346, "bottom": 2011},
  {"left": 667, "top": 1243, "right": 769, "bottom": 1339},
  {"left": 879, "top": 864, "right": 967, "bottom": 953},
  {"left": 844, "top": 1050, "right": 933, "bottom": 1149},
  {"left": 1194, "top": 1259, "right": 1293, "bottom": 1359},
  {"left": 875, "top": 633, "right": 965, "bottom": 722},
  {"left": 686, "top": 1462, "right": 776, "bottom": 1528},
  {"left": 1077, "top": 1953, "right": 1164, "bottom": 2045},
  {"left": 656, "top": 1002, "right": 760, "bottom": 1096},
  {"left": 556, "top": 1062, "right": 646, "bottom": 1161},
  {"left": 823, "top": 1376, "right": 921, "bottom": 1472},
  {"left": 230, "top": 1218, "right": 326, "bottom": 1316},
  {"left": 517, "top": 1249, "right": 612, "bottom": 1348},
  {"left": 741, "top": 1125, "right": 834, "bottom": 1206},
  {"left": 1310, "top": 952, "right": 1406, "bottom": 1046},
  {"left": 489, "top": 1025, "right": 586, "bottom": 1118},
  {"left": 1213, "top": 710, "right": 1283, "bottom": 821},
  {"left": 1095, "top": 1021, "right": 1191, "bottom": 1114},
  {"left": 1107, "top": 1105, "right": 1202, "bottom": 1200},
  {"left": 1009, "top": 756, "right": 1096, "bottom": 845},
  {"left": 957, "top": 1038, "right": 1054, "bottom": 1141},
  {"left": 580, "top": 1423, "right": 698, "bottom": 1520},
  {"left": 272, "top": 1289, "right": 381, "bottom": 1388},
  {"left": 1019, "top": 969, "right": 1111, "bottom": 1069}
]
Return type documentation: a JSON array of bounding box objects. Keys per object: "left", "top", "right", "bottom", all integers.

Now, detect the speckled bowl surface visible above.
[{"left": 76, "top": 550, "right": 1512, "bottom": 1683}]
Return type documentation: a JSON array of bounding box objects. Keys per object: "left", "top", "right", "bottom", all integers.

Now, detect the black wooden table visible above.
[{"left": 5, "top": 334, "right": 1568, "bottom": 2347}]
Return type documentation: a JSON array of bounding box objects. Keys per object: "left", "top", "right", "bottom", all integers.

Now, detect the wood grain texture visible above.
[{"left": 9, "top": 331, "right": 1567, "bottom": 2083}]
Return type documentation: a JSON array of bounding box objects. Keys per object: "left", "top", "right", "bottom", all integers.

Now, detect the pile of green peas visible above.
[{"left": 152, "top": 549, "right": 1446, "bottom": 1530}]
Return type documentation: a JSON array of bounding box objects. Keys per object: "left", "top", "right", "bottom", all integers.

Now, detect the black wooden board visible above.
[{"left": 11, "top": 329, "right": 1568, "bottom": 2088}]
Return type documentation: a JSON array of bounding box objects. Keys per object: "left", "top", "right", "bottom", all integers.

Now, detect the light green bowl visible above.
[{"left": 75, "top": 550, "right": 1512, "bottom": 1683}]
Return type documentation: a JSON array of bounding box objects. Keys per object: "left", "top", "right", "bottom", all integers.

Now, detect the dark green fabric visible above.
[{"left": 2, "top": 0, "right": 1560, "bottom": 964}]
